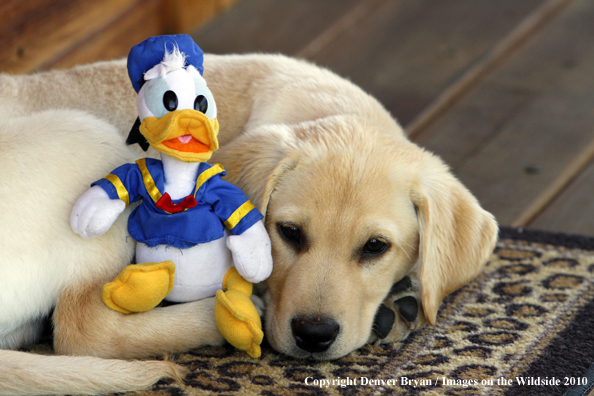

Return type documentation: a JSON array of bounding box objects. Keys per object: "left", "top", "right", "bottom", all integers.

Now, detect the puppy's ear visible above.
[
  {"left": 212, "top": 125, "right": 299, "bottom": 216},
  {"left": 410, "top": 155, "right": 498, "bottom": 325},
  {"left": 259, "top": 151, "right": 300, "bottom": 217}
]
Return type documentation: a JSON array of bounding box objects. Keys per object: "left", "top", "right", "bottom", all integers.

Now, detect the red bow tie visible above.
[{"left": 155, "top": 192, "right": 198, "bottom": 214}]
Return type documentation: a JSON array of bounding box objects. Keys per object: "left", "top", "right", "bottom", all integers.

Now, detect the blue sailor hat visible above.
[{"left": 127, "top": 34, "right": 205, "bottom": 93}]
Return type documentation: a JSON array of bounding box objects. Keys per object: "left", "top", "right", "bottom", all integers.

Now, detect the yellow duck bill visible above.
[{"left": 140, "top": 109, "right": 220, "bottom": 162}]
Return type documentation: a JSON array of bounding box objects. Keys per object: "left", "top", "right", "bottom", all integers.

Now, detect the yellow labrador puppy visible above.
[{"left": 0, "top": 54, "right": 497, "bottom": 394}]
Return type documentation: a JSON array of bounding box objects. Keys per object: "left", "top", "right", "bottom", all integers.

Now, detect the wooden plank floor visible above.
[{"left": 192, "top": 0, "right": 594, "bottom": 236}]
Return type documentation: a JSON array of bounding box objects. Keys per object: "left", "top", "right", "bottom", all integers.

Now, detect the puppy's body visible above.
[
  {"left": 0, "top": 54, "right": 497, "bottom": 394},
  {"left": 0, "top": 109, "right": 134, "bottom": 350}
]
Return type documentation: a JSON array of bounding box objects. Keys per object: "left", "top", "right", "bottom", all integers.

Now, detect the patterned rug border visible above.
[
  {"left": 564, "top": 362, "right": 594, "bottom": 396},
  {"left": 499, "top": 226, "right": 594, "bottom": 251},
  {"left": 498, "top": 227, "right": 594, "bottom": 396}
]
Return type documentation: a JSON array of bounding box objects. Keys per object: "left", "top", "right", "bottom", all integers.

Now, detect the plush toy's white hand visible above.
[
  {"left": 226, "top": 221, "right": 273, "bottom": 284},
  {"left": 70, "top": 186, "right": 126, "bottom": 239}
]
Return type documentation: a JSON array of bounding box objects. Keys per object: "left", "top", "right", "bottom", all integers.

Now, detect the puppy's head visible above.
[{"left": 216, "top": 116, "right": 498, "bottom": 359}]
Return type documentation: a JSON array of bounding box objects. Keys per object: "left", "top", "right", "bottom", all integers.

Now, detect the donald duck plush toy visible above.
[{"left": 70, "top": 35, "right": 272, "bottom": 358}]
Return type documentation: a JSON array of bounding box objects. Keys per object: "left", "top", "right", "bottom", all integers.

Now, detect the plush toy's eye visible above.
[
  {"left": 163, "top": 90, "right": 178, "bottom": 111},
  {"left": 194, "top": 95, "right": 208, "bottom": 114}
]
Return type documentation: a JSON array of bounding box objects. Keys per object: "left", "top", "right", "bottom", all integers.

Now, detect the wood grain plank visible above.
[
  {"left": 406, "top": 0, "right": 573, "bottom": 138},
  {"left": 190, "top": 0, "right": 363, "bottom": 55},
  {"left": 0, "top": 0, "right": 139, "bottom": 73},
  {"left": 162, "top": 0, "right": 241, "bottom": 34},
  {"left": 513, "top": 132, "right": 594, "bottom": 228},
  {"left": 531, "top": 156, "right": 594, "bottom": 236},
  {"left": 294, "top": 0, "right": 387, "bottom": 59},
  {"left": 47, "top": 0, "right": 164, "bottom": 70},
  {"left": 307, "top": 0, "right": 545, "bottom": 126},
  {"left": 414, "top": 0, "right": 594, "bottom": 227}
]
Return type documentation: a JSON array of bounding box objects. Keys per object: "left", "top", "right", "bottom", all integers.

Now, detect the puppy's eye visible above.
[
  {"left": 194, "top": 95, "right": 208, "bottom": 113},
  {"left": 362, "top": 238, "right": 388, "bottom": 256},
  {"left": 163, "top": 90, "right": 178, "bottom": 111},
  {"left": 278, "top": 224, "right": 301, "bottom": 242},
  {"left": 277, "top": 223, "right": 306, "bottom": 252}
]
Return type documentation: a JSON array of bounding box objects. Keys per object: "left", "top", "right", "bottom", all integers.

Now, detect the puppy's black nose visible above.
[{"left": 291, "top": 317, "right": 340, "bottom": 353}]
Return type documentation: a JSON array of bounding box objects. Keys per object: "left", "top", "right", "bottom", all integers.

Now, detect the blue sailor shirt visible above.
[{"left": 92, "top": 158, "right": 262, "bottom": 249}]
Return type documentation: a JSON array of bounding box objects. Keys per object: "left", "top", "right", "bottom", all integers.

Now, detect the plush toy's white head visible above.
[{"left": 136, "top": 46, "right": 219, "bottom": 163}]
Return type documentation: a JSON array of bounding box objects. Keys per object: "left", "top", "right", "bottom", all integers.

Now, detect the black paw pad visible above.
[
  {"left": 373, "top": 304, "right": 395, "bottom": 339},
  {"left": 394, "top": 296, "right": 418, "bottom": 322}
]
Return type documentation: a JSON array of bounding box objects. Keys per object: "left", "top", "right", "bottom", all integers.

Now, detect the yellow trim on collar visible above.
[
  {"left": 135, "top": 160, "right": 225, "bottom": 206},
  {"left": 136, "top": 158, "right": 162, "bottom": 203},
  {"left": 194, "top": 163, "right": 225, "bottom": 195},
  {"left": 104, "top": 174, "right": 129, "bottom": 206},
  {"left": 224, "top": 201, "right": 256, "bottom": 230}
]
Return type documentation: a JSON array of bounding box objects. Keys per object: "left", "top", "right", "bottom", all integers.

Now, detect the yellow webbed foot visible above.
[
  {"left": 215, "top": 268, "right": 264, "bottom": 358},
  {"left": 102, "top": 261, "right": 175, "bottom": 314}
]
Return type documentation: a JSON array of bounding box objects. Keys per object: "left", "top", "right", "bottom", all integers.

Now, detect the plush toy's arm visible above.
[
  {"left": 226, "top": 221, "right": 273, "bottom": 284},
  {"left": 70, "top": 186, "right": 126, "bottom": 239}
]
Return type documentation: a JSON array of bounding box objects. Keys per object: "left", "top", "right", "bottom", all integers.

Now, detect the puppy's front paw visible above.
[{"left": 369, "top": 276, "right": 427, "bottom": 345}]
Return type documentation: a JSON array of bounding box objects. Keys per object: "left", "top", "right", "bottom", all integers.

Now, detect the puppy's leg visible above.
[
  {"left": 0, "top": 318, "right": 44, "bottom": 350},
  {"left": 0, "top": 349, "right": 183, "bottom": 396},
  {"left": 54, "top": 280, "right": 225, "bottom": 359}
]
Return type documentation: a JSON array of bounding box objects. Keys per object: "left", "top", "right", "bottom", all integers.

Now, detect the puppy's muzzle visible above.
[{"left": 291, "top": 316, "right": 340, "bottom": 353}]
